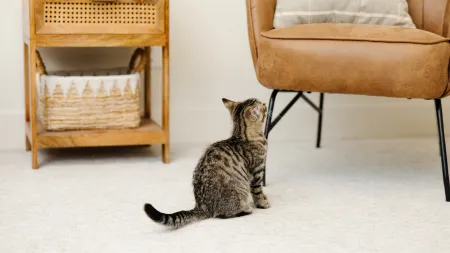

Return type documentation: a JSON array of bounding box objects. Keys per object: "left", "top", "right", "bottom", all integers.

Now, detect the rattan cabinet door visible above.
[{"left": 34, "top": 0, "right": 165, "bottom": 34}]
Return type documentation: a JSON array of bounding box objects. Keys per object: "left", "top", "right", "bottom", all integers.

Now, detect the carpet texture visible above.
[{"left": 1, "top": 139, "right": 450, "bottom": 253}]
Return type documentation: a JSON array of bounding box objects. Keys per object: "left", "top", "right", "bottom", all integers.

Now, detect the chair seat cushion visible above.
[{"left": 257, "top": 24, "right": 450, "bottom": 98}]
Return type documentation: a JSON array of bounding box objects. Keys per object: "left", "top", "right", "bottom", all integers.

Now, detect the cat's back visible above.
[
  {"left": 194, "top": 138, "right": 241, "bottom": 170},
  {"left": 205, "top": 138, "right": 248, "bottom": 157},
  {"left": 197, "top": 138, "right": 239, "bottom": 161},
  {"left": 195, "top": 137, "right": 265, "bottom": 172}
]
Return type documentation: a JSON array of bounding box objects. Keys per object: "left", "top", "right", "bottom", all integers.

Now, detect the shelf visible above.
[
  {"left": 29, "top": 34, "right": 168, "bottom": 47},
  {"left": 23, "top": 0, "right": 170, "bottom": 168},
  {"left": 26, "top": 118, "right": 166, "bottom": 149}
]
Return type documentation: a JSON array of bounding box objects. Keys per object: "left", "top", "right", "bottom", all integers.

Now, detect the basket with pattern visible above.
[{"left": 36, "top": 48, "right": 146, "bottom": 131}]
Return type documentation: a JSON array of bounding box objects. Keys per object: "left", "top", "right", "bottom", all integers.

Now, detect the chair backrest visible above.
[{"left": 407, "top": 0, "right": 450, "bottom": 36}]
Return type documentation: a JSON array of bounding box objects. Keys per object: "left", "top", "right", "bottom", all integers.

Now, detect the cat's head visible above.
[{"left": 222, "top": 98, "right": 267, "bottom": 135}]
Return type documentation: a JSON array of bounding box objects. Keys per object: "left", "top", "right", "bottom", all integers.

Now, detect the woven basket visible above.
[{"left": 36, "top": 48, "right": 146, "bottom": 131}]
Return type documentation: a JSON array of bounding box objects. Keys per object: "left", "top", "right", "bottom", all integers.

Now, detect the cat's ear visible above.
[{"left": 222, "top": 98, "right": 237, "bottom": 112}]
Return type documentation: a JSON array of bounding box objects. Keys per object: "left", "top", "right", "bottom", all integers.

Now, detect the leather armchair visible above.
[{"left": 246, "top": 0, "right": 450, "bottom": 201}]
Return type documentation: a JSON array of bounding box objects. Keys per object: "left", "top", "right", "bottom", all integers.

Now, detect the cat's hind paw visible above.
[{"left": 255, "top": 199, "right": 270, "bottom": 209}]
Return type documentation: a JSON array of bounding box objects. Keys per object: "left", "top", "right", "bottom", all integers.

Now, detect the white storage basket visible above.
[{"left": 36, "top": 48, "right": 146, "bottom": 131}]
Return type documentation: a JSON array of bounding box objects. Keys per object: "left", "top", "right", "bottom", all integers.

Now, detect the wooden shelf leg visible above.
[
  {"left": 24, "top": 43, "right": 31, "bottom": 152},
  {"left": 29, "top": 42, "right": 39, "bottom": 169},
  {"left": 144, "top": 47, "right": 152, "bottom": 118},
  {"left": 144, "top": 47, "right": 153, "bottom": 148},
  {"left": 162, "top": 45, "right": 170, "bottom": 164}
]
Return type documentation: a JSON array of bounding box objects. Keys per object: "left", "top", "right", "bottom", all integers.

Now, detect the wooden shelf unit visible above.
[
  {"left": 26, "top": 118, "right": 166, "bottom": 148},
  {"left": 23, "top": 0, "right": 170, "bottom": 168}
]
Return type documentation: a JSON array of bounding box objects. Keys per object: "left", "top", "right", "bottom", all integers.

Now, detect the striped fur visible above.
[
  {"left": 144, "top": 204, "right": 208, "bottom": 229},
  {"left": 144, "top": 98, "right": 269, "bottom": 229}
]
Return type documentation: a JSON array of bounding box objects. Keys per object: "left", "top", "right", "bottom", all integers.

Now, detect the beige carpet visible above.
[{"left": 1, "top": 139, "right": 450, "bottom": 253}]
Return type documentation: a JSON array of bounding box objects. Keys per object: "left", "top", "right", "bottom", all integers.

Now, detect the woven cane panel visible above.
[{"left": 44, "top": 2, "right": 157, "bottom": 25}]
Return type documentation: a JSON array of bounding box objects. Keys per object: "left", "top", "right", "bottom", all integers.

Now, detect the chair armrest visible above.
[
  {"left": 444, "top": 1, "right": 450, "bottom": 38},
  {"left": 246, "top": 0, "right": 277, "bottom": 69},
  {"left": 419, "top": 1, "right": 450, "bottom": 98},
  {"left": 419, "top": 0, "right": 450, "bottom": 37}
]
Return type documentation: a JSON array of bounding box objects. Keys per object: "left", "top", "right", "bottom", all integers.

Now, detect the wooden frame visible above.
[{"left": 23, "top": 0, "right": 170, "bottom": 168}]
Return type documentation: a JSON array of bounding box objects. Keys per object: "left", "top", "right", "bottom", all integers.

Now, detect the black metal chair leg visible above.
[
  {"left": 263, "top": 90, "right": 279, "bottom": 186},
  {"left": 264, "top": 90, "right": 279, "bottom": 140},
  {"left": 435, "top": 99, "right": 450, "bottom": 202},
  {"left": 316, "top": 93, "right": 325, "bottom": 148},
  {"left": 263, "top": 90, "right": 321, "bottom": 186}
]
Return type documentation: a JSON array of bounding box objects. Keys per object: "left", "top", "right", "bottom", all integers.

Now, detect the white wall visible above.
[{"left": 0, "top": 0, "right": 449, "bottom": 150}]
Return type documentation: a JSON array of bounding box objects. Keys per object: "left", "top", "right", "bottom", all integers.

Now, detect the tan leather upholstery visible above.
[
  {"left": 408, "top": 0, "right": 450, "bottom": 37},
  {"left": 246, "top": 0, "right": 277, "bottom": 69},
  {"left": 246, "top": 0, "right": 450, "bottom": 99},
  {"left": 259, "top": 24, "right": 449, "bottom": 98},
  {"left": 407, "top": 0, "right": 424, "bottom": 29}
]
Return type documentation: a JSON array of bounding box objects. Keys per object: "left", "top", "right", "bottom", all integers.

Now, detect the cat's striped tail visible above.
[{"left": 144, "top": 203, "right": 209, "bottom": 228}]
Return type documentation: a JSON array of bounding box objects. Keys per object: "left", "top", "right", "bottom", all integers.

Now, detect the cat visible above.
[{"left": 144, "top": 98, "right": 270, "bottom": 228}]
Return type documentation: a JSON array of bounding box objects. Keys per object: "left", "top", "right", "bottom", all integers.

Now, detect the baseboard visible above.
[{"left": 2, "top": 102, "right": 449, "bottom": 150}]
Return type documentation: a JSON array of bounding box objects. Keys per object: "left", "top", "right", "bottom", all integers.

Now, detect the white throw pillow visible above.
[{"left": 273, "top": 0, "right": 416, "bottom": 29}]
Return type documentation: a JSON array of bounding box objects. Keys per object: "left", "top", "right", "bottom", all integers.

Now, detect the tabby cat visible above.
[{"left": 144, "top": 98, "right": 269, "bottom": 228}]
